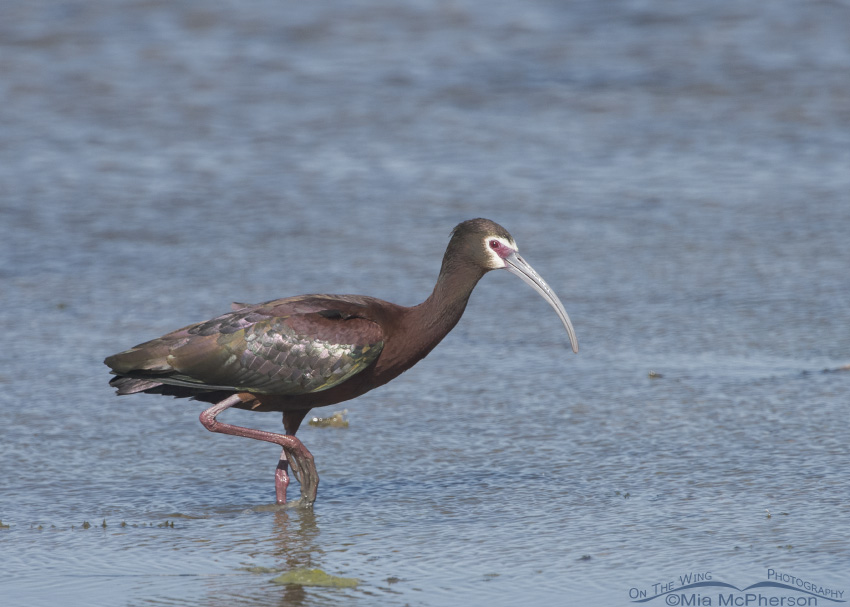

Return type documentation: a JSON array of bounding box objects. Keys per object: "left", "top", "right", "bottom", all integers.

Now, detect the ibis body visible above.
[{"left": 105, "top": 218, "right": 578, "bottom": 505}]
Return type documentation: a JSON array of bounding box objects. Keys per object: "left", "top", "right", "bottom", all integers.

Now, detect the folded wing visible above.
[{"left": 105, "top": 297, "right": 384, "bottom": 395}]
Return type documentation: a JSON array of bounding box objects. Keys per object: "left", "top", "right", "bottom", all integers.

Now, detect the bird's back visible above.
[{"left": 105, "top": 295, "right": 387, "bottom": 400}]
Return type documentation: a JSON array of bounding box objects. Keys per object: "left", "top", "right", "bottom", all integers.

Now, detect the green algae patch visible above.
[
  {"left": 271, "top": 568, "right": 359, "bottom": 588},
  {"left": 308, "top": 410, "right": 349, "bottom": 428}
]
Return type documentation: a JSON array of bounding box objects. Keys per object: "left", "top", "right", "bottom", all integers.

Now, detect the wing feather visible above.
[{"left": 106, "top": 297, "right": 384, "bottom": 395}]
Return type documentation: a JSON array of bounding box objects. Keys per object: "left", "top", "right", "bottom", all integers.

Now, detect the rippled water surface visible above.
[{"left": 1, "top": 1, "right": 849, "bottom": 605}]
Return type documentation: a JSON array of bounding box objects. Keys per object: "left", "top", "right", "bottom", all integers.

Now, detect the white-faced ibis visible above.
[{"left": 105, "top": 218, "right": 578, "bottom": 506}]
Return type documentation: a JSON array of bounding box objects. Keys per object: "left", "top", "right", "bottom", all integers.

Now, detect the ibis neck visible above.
[{"left": 408, "top": 262, "right": 487, "bottom": 352}]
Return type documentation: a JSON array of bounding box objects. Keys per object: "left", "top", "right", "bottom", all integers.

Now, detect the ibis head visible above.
[{"left": 443, "top": 218, "right": 579, "bottom": 354}]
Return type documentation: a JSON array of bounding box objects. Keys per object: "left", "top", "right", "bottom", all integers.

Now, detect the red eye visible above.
[{"left": 489, "top": 240, "right": 500, "bottom": 250}]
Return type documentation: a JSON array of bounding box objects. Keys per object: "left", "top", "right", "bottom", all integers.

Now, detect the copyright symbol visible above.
[{"left": 666, "top": 594, "right": 680, "bottom": 606}]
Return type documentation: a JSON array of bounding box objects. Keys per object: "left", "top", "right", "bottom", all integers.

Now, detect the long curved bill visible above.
[{"left": 504, "top": 252, "right": 579, "bottom": 353}]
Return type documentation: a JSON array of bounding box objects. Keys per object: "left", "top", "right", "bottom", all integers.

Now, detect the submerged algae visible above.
[
  {"left": 308, "top": 410, "right": 349, "bottom": 428},
  {"left": 271, "top": 568, "right": 359, "bottom": 588}
]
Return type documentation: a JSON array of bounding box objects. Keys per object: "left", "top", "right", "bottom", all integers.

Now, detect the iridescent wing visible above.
[{"left": 106, "top": 297, "right": 384, "bottom": 395}]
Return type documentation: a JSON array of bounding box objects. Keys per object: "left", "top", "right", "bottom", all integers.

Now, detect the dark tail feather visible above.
[
  {"left": 108, "top": 375, "right": 234, "bottom": 403},
  {"left": 109, "top": 376, "right": 163, "bottom": 395}
]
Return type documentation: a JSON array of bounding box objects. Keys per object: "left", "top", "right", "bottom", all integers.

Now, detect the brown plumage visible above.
[{"left": 105, "top": 218, "right": 578, "bottom": 506}]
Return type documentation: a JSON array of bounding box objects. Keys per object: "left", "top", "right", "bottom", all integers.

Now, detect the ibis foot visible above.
[
  {"left": 275, "top": 443, "right": 318, "bottom": 506},
  {"left": 200, "top": 395, "right": 319, "bottom": 506}
]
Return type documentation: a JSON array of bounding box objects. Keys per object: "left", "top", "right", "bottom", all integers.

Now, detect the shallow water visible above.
[{"left": 1, "top": 0, "right": 849, "bottom": 605}]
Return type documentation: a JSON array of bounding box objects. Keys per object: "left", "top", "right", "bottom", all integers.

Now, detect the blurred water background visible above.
[{"left": 1, "top": 0, "right": 848, "bottom": 605}]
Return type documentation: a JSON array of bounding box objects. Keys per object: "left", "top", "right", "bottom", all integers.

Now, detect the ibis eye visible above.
[{"left": 489, "top": 240, "right": 500, "bottom": 250}]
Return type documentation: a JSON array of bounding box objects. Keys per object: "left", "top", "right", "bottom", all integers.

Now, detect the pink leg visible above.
[
  {"left": 199, "top": 395, "right": 319, "bottom": 506},
  {"left": 275, "top": 448, "right": 289, "bottom": 504}
]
